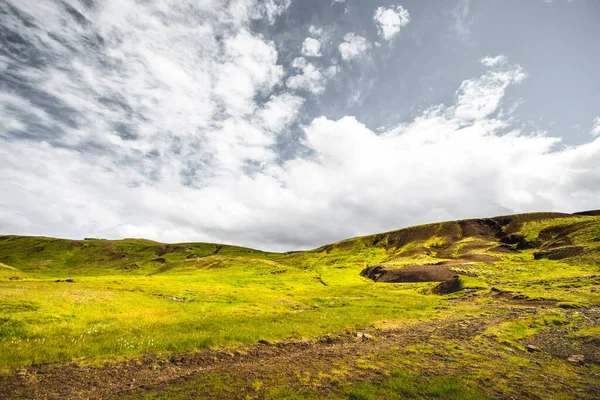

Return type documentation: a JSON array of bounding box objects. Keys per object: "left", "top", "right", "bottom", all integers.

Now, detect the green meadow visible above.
[{"left": 1, "top": 211, "right": 600, "bottom": 398}]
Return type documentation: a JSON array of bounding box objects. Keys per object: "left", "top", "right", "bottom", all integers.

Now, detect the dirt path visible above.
[{"left": 1, "top": 304, "right": 598, "bottom": 399}]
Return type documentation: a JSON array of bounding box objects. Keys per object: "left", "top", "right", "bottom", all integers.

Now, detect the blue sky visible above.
[{"left": 1, "top": 0, "right": 599, "bottom": 250}]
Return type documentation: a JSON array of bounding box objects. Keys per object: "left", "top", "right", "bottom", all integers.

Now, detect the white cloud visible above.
[
  {"left": 373, "top": 6, "right": 410, "bottom": 41},
  {"left": 452, "top": 0, "right": 472, "bottom": 41},
  {"left": 325, "top": 65, "right": 340, "bottom": 78},
  {"left": 0, "top": 0, "right": 291, "bottom": 178},
  {"left": 5, "top": 55, "right": 600, "bottom": 250},
  {"left": 309, "top": 25, "right": 323, "bottom": 37},
  {"left": 301, "top": 37, "right": 322, "bottom": 57},
  {"left": 592, "top": 117, "right": 600, "bottom": 136},
  {"left": 255, "top": 93, "right": 305, "bottom": 133},
  {"left": 1, "top": 2, "right": 599, "bottom": 253},
  {"left": 338, "top": 33, "right": 371, "bottom": 61},
  {"left": 261, "top": 0, "right": 292, "bottom": 24},
  {"left": 481, "top": 55, "right": 508, "bottom": 67},
  {"left": 286, "top": 57, "right": 327, "bottom": 94},
  {"left": 214, "top": 31, "right": 284, "bottom": 117},
  {"left": 454, "top": 61, "right": 526, "bottom": 122}
]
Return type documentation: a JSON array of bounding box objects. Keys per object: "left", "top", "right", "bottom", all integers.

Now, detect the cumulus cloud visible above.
[
  {"left": 1, "top": 2, "right": 599, "bottom": 252},
  {"left": 286, "top": 57, "right": 328, "bottom": 94},
  {"left": 338, "top": 33, "right": 371, "bottom": 60},
  {"left": 301, "top": 37, "right": 322, "bottom": 57},
  {"left": 373, "top": 6, "right": 411, "bottom": 40},
  {"left": 255, "top": 93, "right": 305, "bottom": 134},
  {"left": 4, "top": 55, "right": 600, "bottom": 250}
]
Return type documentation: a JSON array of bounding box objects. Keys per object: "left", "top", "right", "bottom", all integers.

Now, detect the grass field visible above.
[{"left": 1, "top": 211, "right": 600, "bottom": 398}]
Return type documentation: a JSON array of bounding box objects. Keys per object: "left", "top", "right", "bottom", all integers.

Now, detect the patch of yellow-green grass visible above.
[
  {"left": 1, "top": 211, "right": 600, "bottom": 375},
  {"left": 482, "top": 311, "right": 579, "bottom": 349},
  {"left": 343, "top": 370, "right": 487, "bottom": 400},
  {"left": 517, "top": 216, "right": 597, "bottom": 242},
  {"left": 0, "top": 265, "right": 444, "bottom": 369},
  {"left": 570, "top": 325, "right": 600, "bottom": 339}
]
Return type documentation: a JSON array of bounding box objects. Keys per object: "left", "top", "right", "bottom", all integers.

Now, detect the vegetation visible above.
[{"left": 1, "top": 211, "right": 600, "bottom": 398}]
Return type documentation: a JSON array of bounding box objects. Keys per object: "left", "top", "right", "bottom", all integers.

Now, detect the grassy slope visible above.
[{"left": 1, "top": 211, "right": 600, "bottom": 398}]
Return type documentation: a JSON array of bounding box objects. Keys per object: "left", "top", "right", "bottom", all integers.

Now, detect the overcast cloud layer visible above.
[{"left": 1, "top": 0, "right": 599, "bottom": 251}]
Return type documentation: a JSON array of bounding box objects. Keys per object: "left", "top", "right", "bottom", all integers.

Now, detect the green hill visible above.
[
  {"left": 3, "top": 210, "right": 599, "bottom": 277},
  {"left": 1, "top": 211, "right": 600, "bottom": 399}
]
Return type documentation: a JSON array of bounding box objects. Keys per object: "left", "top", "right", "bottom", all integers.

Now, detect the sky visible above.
[{"left": 0, "top": 0, "right": 599, "bottom": 251}]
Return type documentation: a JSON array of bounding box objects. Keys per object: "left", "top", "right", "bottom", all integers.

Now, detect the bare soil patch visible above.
[
  {"left": 360, "top": 264, "right": 456, "bottom": 283},
  {"left": 534, "top": 246, "right": 585, "bottom": 260}
]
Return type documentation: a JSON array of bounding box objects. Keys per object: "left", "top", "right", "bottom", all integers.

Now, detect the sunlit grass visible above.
[{"left": 1, "top": 213, "right": 599, "bottom": 371}]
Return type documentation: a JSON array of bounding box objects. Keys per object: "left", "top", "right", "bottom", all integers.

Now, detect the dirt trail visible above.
[
  {"left": 1, "top": 303, "right": 599, "bottom": 399},
  {"left": 0, "top": 309, "right": 518, "bottom": 400}
]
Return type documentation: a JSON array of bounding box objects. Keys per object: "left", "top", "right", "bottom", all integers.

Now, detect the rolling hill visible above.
[{"left": 1, "top": 210, "right": 599, "bottom": 399}]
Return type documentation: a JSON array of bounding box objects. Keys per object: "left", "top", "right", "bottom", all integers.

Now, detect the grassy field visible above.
[{"left": 1, "top": 211, "right": 600, "bottom": 398}]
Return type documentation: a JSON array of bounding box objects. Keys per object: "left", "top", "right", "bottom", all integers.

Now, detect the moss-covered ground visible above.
[{"left": 1, "top": 211, "right": 599, "bottom": 398}]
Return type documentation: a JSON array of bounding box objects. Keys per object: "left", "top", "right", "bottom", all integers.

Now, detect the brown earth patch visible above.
[
  {"left": 525, "top": 325, "right": 600, "bottom": 365},
  {"left": 537, "top": 221, "right": 593, "bottom": 249},
  {"left": 25, "top": 245, "right": 45, "bottom": 256},
  {"left": 533, "top": 246, "right": 585, "bottom": 260},
  {"left": 155, "top": 245, "right": 187, "bottom": 257},
  {"left": 458, "top": 219, "right": 502, "bottom": 239},
  {"left": 573, "top": 210, "right": 600, "bottom": 216},
  {"left": 372, "top": 225, "right": 438, "bottom": 249},
  {"left": 360, "top": 264, "right": 457, "bottom": 283},
  {"left": 490, "top": 245, "right": 519, "bottom": 253},
  {"left": 121, "top": 263, "right": 140, "bottom": 271},
  {"left": 432, "top": 276, "right": 463, "bottom": 295},
  {"left": 538, "top": 222, "right": 588, "bottom": 241},
  {"left": 489, "top": 289, "right": 558, "bottom": 306}
]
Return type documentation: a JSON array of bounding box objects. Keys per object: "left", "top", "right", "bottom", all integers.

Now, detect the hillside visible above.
[{"left": 1, "top": 211, "right": 600, "bottom": 399}]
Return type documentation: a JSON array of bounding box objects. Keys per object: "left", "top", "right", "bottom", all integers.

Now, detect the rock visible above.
[
  {"left": 526, "top": 345, "right": 540, "bottom": 353},
  {"left": 363, "top": 333, "right": 373, "bottom": 340},
  {"left": 356, "top": 332, "right": 364, "bottom": 339},
  {"left": 568, "top": 355, "right": 585, "bottom": 365}
]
